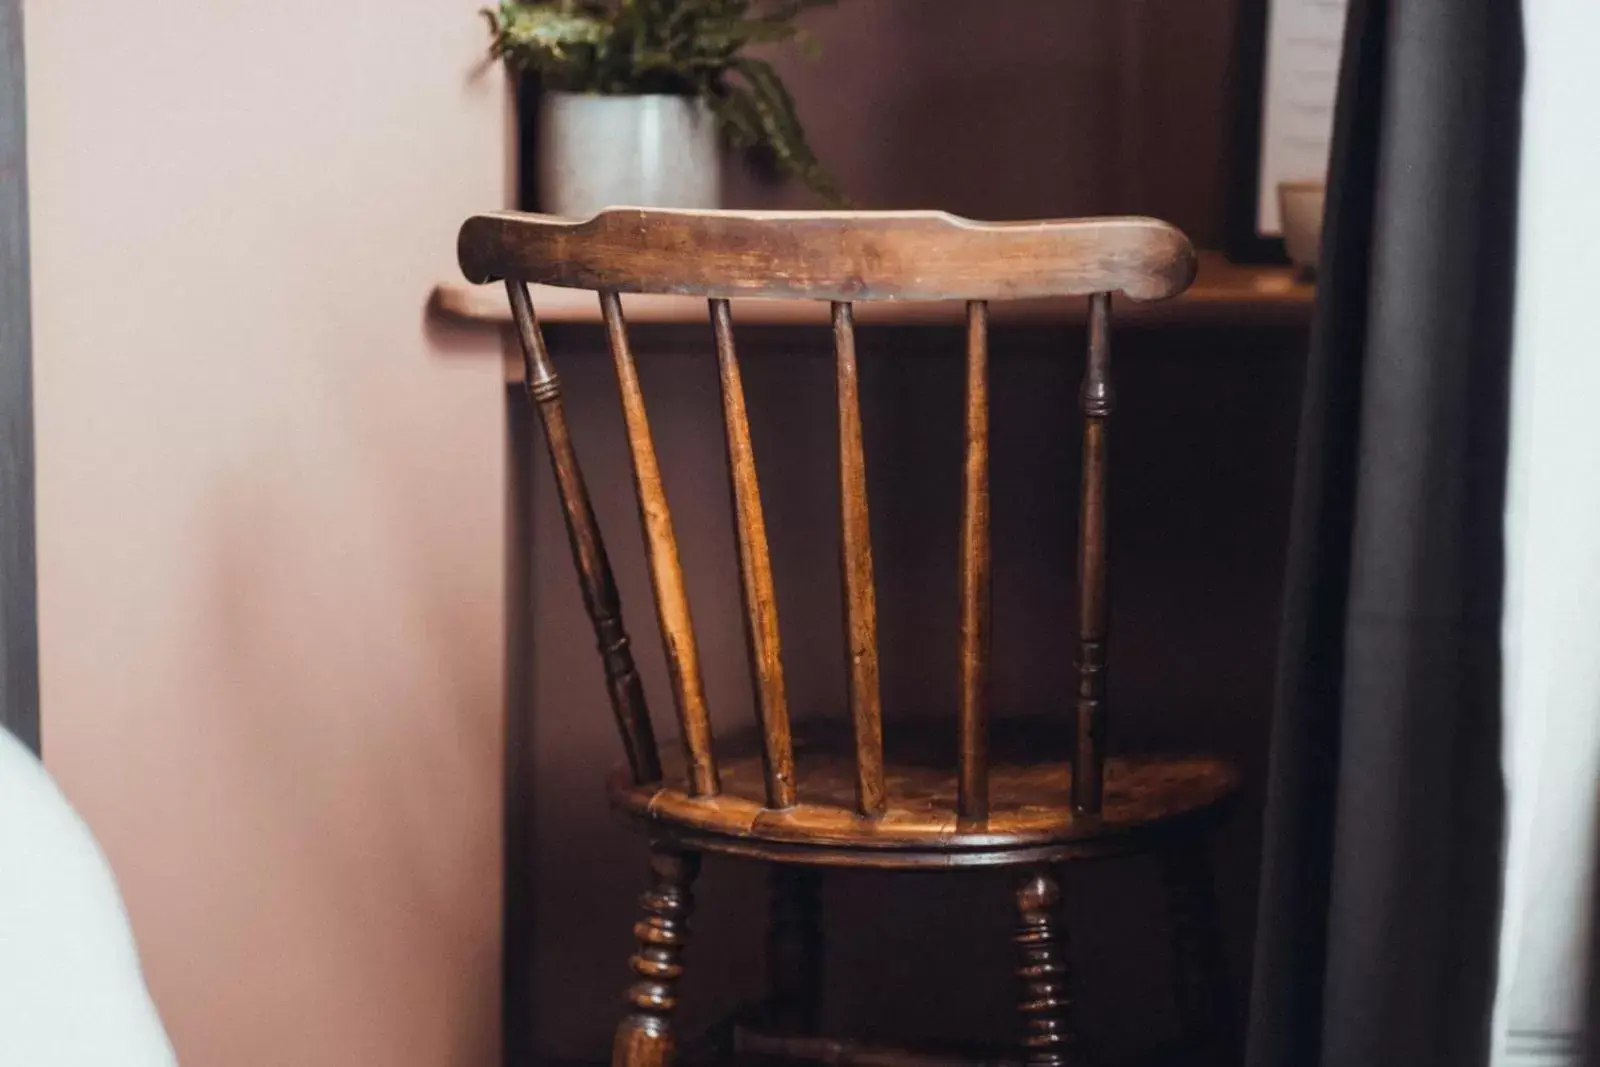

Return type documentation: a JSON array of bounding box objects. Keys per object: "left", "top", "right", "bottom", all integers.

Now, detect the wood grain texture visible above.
[
  {"left": 1014, "top": 871, "right": 1075, "bottom": 1067},
  {"left": 0, "top": 0, "right": 38, "bottom": 753},
  {"left": 1072, "top": 294, "right": 1114, "bottom": 815},
  {"left": 958, "top": 300, "right": 992, "bottom": 823},
  {"left": 617, "top": 826, "right": 1194, "bottom": 872},
  {"left": 458, "top": 208, "right": 1197, "bottom": 303},
  {"left": 435, "top": 249, "right": 1313, "bottom": 333},
  {"left": 601, "top": 290, "right": 720, "bottom": 798},
  {"left": 712, "top": 298, "right": 796, "bottom": 810},
  {"left": 508, "top": 283, "right": 662, "bottom": 785},
  {"left": 709, "top": 1, "right": 1236, "bottom": 241},
  {"left": 609, "top": 720, "right": 1238, "bottom": 866},
  {"left": 445, "top": 282, "right": 1273, "bottom": 334},
  {"left": 613, "top": 847, "right": 700, "bottom": 1067},
  {"left": 834, "top": 302, "right": 887, "bottom": 818}
]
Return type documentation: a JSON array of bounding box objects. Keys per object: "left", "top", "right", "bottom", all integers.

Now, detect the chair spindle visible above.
[
  {"left": 1072, "top": 292, "right": 1114, "bottom": 815},
  {"left": 958, "top": 300, "right": 992, "bottom": 822},
  {"left": 600, "top": 290, "right": 720, "bottom": 798},
  {"left": 832, "top": 301, "right": 887, "bottom": 818},
  {"left": 506, "top": 281, "right": 662, "bottom": 785},
  {"left": 710, "top": 298, "right": 797, "bottom": 810}
]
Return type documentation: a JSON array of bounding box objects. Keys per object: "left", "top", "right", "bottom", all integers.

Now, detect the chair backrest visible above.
[{"left": 459, "top": 208, "right": 1196, "bottom": 820}]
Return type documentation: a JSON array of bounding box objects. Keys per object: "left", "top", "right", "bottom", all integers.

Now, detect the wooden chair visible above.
[{"left": 458, "top": 208, "right": 1240, "bottom": 1067}]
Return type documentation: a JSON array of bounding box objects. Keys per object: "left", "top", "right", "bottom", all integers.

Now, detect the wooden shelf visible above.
[{"left": 430, "top": 251, "right": 1312, "bottom": 331}]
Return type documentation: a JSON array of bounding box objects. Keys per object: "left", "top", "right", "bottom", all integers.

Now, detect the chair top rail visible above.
[{"left": 458, "top": 208, "right": 1196, "bottom": 304}]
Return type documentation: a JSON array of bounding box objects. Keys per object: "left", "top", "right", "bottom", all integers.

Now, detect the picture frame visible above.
[
  {"left": 1226, "top": 0, "right": 1347, "bottom": 265},
  {"left": 1225, "top": 0, "right": 1287, "bottom": 263}
]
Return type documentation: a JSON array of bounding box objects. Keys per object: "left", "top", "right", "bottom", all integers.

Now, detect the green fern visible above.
[{"left": 483, "top": 0, "right": 845, "bottom": 204}]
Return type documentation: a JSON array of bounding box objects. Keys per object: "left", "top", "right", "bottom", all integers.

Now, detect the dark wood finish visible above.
[
  {"left": 433, "top": 250, "right": 1314, "bottom": 332},
  {"left": 613, "top": 846, "right": 700, "bottom": 1067},
  {"left": 620, "top": 827, "right": 1208, "bottom": 873},
  {"left": 736, "top": 1027, "right": 1022, "bottom": 1067},
  {"left": 765, "top": 866, "right": 824, "bottom": 1032},
  {"left": 1160, "top": 839, "right": 1235, "bottom": 1066},
  {"left": 709, "top": 2, "right": 1237, "bottom": 245},
  {"left": 0, "top": 0, "right": 38, "bottom": 754},
  {"left": 1071, "top": 294, "right": 1113, "bottom": 816},
  {"left": 958, "top": 300, "right": 992, "bottom": 823},
  {"left": 600, "top": 290, "right": 720, "bottom": 798},
  {"left": 712, "top": 298, "right": 796, "bottom": 810},
  {"left": 468, "top": 210, "right": 1238, "bottom": 1067},
  {"left": 610, "top": 721, "right": 1236, "bottom": 864},
  {"left": 1014, "top": 870, "right": 1075, "bottom": 1067},
  {"left": 459, "top": 209, "right": 1196, "bottom": 303},
  {"left": 833, "top": 301, "right": 888, "bottom": 818},
  {"left": 435, "top": 251, "right": 1312, "bottom": 334},
  {"left": 507, "top": 282, "right": 661, "bottom": 785}
]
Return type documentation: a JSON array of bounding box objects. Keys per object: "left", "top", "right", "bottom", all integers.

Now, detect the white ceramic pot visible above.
[
  {"left": 1277, "top": 180, "right": 1326, "bottom": 278},
  {"left": 536, "top": 92, "right": 722, "bottom": 218}
]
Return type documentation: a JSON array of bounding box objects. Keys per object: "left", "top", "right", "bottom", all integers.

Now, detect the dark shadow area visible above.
[{"left": 505, "top": 390, "right": 541, "bottom": 1066}]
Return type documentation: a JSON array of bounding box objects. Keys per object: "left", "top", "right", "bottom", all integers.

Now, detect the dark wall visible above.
[
  {"left": 722, "top": 0, "right": 1240, "bottom": 245},
  {"left": 507, "top": 320, "right": 1304, "bottom": 1064}
]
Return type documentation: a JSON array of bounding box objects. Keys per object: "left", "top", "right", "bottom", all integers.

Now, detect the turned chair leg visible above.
[
  {"left": 1160, "top": 838, "right": 1235, "bottom": 1066},
  {"left": 1015, "top": 868, "right": 1077, "bottom": 1067},
  {"left": 765, "top": 865, "right": 824, "bottom": 1032},
  {"left": 613, "top": 847, "right": 701, "bottom": 1067}
]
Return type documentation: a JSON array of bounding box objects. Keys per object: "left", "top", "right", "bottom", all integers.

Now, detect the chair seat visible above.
[{"left": 609, "top": 719, "right": 1239, "bottom": 868}]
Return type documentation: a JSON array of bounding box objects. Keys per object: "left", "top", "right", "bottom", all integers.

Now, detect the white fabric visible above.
[
  {"left": 1492, "top": 3, "right": 1600, "bottom": 1065},
  {"left": 0, "top": 728, "right": 178, "bottom": 1066}
]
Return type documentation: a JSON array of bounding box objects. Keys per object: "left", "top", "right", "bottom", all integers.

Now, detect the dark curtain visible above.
[{"left": 1244, "top": 1, "right": 1523, "bottom": 1066}]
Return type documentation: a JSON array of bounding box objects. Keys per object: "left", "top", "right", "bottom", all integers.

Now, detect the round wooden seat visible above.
[{"left": 610, "top": 720, "right": 1239, "bottom": 869}]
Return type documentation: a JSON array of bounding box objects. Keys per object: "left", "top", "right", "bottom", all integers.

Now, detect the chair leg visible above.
[
  {"left": 1160, "top": 837, "right": 1235, "bottom": 1066},
  {"left": 613, "top": 846, "right": 702, "bottom": 1067},
  {"left": 1014, "top": 868, "right": 1077, "bottom": 1067},
  {"left": 765, "top": 865, "right": 824, "bottom": 1032}
]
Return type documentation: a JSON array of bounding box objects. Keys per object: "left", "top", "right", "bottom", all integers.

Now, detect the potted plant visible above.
[{"left": 484, "top": 0, "right": 845, "bottom": 217}]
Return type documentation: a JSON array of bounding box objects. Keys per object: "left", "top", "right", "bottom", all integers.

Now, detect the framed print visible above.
[{"left": 1227, "top": 0, "right": 1349, "bottom": 262}]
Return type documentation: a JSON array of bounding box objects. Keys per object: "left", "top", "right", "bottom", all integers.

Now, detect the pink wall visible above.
[{"left": 25, "top": 4, "right": 509, "bottom": 1065}]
